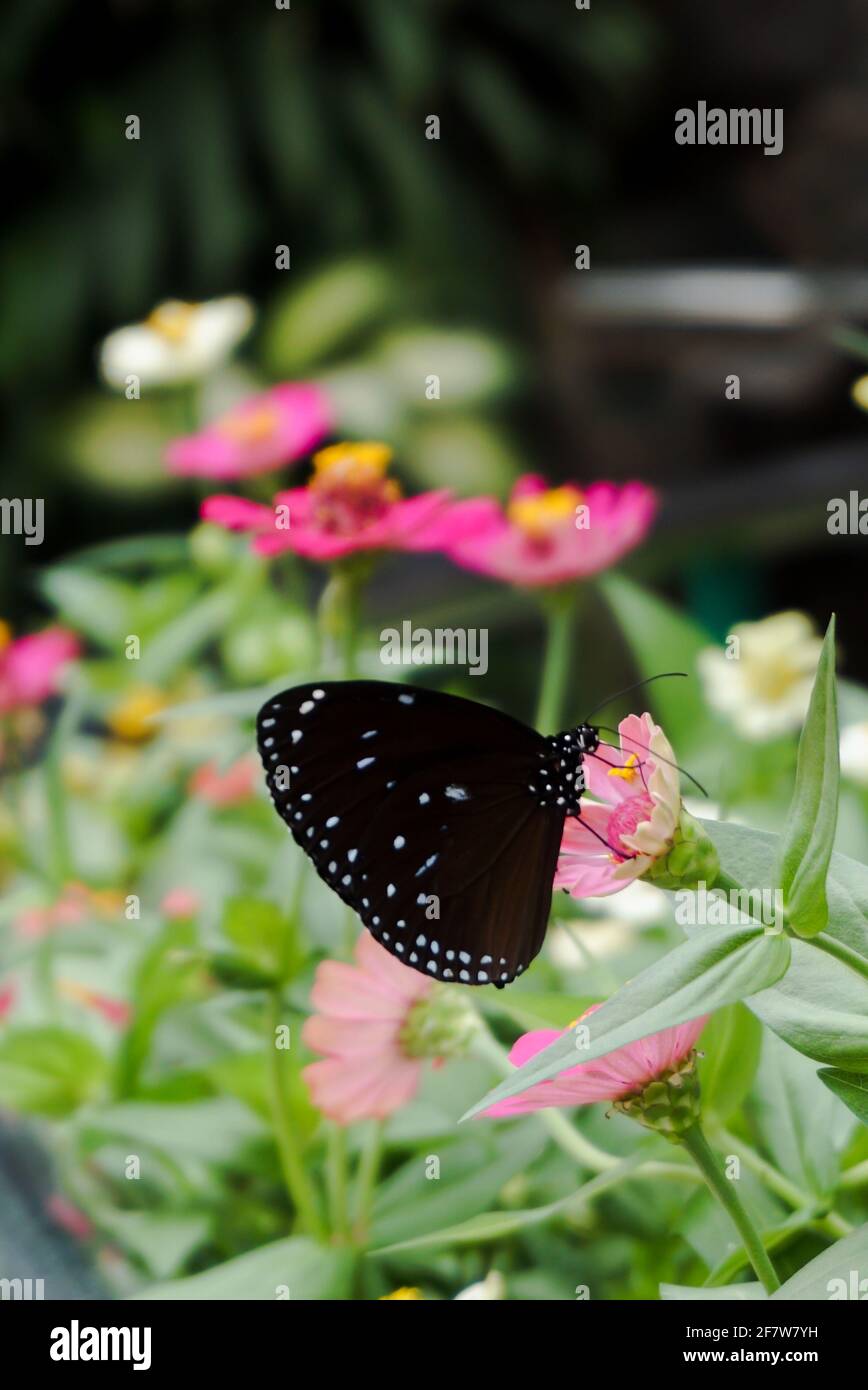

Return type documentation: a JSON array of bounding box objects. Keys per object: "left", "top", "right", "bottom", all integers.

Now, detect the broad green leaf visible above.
[
  {"left": 697, "top": 1004, "right": 763, "bottom": 1122},
  {"left": 819, "top": 1070, "right": 868, "bottom": 1128},
  {"left": 770, "top": 1222, "right": 868, "bottom": 1299},
  {"left": 705, "top": 821, "right": 868, "bottom": 1070},
  {"left": 370, "top": 1125, "right": 545, "bottom": 1248},
  {"left": 221, "top": 897, "right": 300, "bottom": 981},
  {"left": 750, "top": 1031, "right": 841, "bottom": 1197},
  {"left": 463, "top": 922, "right": 790, "bottom": 1120},
  {"left": 660, "top": 1282, "right": 766, "bottom": 1301},
  {"left": 38, "top": 567, "right": 135, "bottom": 649},
  {"left": 81, "top": 1098, "right": 267, "bottom": 1164},
  {"left": 0, "top": 1028, "right": 107, "bottom": 1117},
  {"left": 99, "top": 1211, "right": 210, "bottom": 1280},
  {"left": 262, "top": 258, "right": 393, "bottom": 375},
  {"left": 775, "top": 616, "right": 839, "bottom": 937},
  {"left": 136, "top": 1236, "right": 353, "bottom": 1300},
  {"left": 598, "top": 573, "right": 718, "bottom": 751}
]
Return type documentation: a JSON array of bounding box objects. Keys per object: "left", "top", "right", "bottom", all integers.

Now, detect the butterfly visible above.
[{"left": 256, "top": 677, "right": 689, "bottom": 988}]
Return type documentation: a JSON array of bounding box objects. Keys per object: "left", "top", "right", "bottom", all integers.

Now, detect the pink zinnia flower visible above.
[
  {"left": 302, "top": 934, "right": 435, "bottom": 1125},
  {"left": 555, "top": 713, "right": 681, "bottom": 898},
  {"left": 189, "top": 755, "right": 258, "bottom": 806},
  {"left": 446, "top": 474, "right": 656, "bottom": 587},
  {"left": 160, "top": 887, "right": 202, "bottom": 919},
  {"left": 166, "top": 383, "right": 332, "bottom": 480},
  {"left": 0, "top": 624, "right": 79, "bottom": 715},
  {"left": 485, "top": 1005, "right": 707, "bottom": 1117},
  {"left": 57, "top": 979, "right": 132, "bottom": 1029},
  {"left": 202, "top": 441, "right": 493, "bottom": 562},
  {"left": 0, "top": 980, "right": 16, "bottom": 1021}
]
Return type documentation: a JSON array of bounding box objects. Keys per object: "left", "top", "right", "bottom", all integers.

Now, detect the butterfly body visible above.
[{"left": 256, "top": 681, "right": 597, "bottom": 987}]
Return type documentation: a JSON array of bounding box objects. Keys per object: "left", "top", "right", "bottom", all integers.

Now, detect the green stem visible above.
[
  {"left": 265, "top": 991, "right": 325, "bottom": 1240},
  {"left": 810, "top": 932, "right": 868, "bottom": 983},
  {"left": 326, "top": 1125, "right": 349, "bottom": 1239},
  {"left": 353, "top": 1118, "right": 384, "bottom": 1242},
  {"left": 840, "top": 1158, "right": 868, "bottom": 1189},
  {"left": 535, "top": 591, "right": 577, "bottom": 733},
  {"left": 681, "top": 1123, "right": 780, "bottom": 1294}
]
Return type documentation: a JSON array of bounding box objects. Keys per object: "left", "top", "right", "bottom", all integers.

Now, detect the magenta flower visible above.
[
  {"left": 485, "top": 1006, "right": 707, "bottom": 1117},
  {"left": 201, "top": 441, "right": 493, "bottom": 561},
  {"left": 555, "top": 713, "right": 681, "bottom": 898},
  {"left": 0, "top": 625, "right": 79, "bottom": 715},
  {"left": 302, "top": 933, "right": 435, "bottom": 1125},
  {"left": 166, "top": 383, "right": 332, "bottom": 480},
  {"left": 446, "top": 474, "right": 656, "bottom": 587}
]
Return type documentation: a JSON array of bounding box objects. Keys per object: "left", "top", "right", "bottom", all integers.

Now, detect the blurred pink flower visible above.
[
  {"left": 166, "top": 383, "right": 332, "bottom": 480},
  {"left": 57, "top": 979, "right": 131, "bottom": 1029},
  {"left": 160, "top": 887, "right": 202, "bottom": 919},
  {"left": 201, "top": 441, "right": 492, "bottom": 561},
  {"left": 485, "top": 1005, "right": 707, "bottom": 1117},
  {"left": 555, "top": 713, "right": 681, "bottom": 898},
  {"left": 14, "top": 882, "right": 92, "bottom": 940},
  {"left": 189, "top": 755, "right": 258, "bottom": 806},
  {"left": 0, "top": 624, "right": 79, "bottom": 715},
  {"left": 46, "top": 1194, "right": 95, "bottom": 1241},
  {"left": 302, "top": 933, "right": 435, "bottom": 1125},
  {"left": 0, "top": 980, "right": 16, "bottom": 1020},
  {"left": 446, "top": 475, "right": 656, "bottom": 587}
]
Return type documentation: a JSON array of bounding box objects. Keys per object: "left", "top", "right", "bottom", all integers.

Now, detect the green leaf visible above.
[
  {"left": 819, "top": 1070, "right": 868, "bottom": 1128},
  {"left": 775, "top": 616, "right": 839, "bottom": 937},
  {"left": 697, "top": 1004, "right": 763, "bottom": 1122},
  {"left": 221, "top": 897, "right": 300, "bottom": 982},
  {"left": 99, "top": 1211, "right": 210, "bottom": 1280},
  {"left": 463, "top": 922, "right": 791, "bottom": 1120},
  {"left": 135, "top": 1236, "right": 353, "bottom": 1300},
  {"left": 660, "top": 1281, "right": 766, "bottom": 1301},
  {"left": 598, "top": 573, "right": 718, "bottom": 752},
  {"left": 38, "top": 567, "right": 135, "bottom": 650},
  {"left": 0, "top": 1028, "right": 107, "bottom": 1117},
  {"left": 81, "top": 1098, "right": 267, "bottom": 1164},
  {"left": 750, "top": 1032, "right": 842, "bottom": 1196},
  {"left": 770, "top": 1222, "right": 868, "bottom": 1299},
  {"left": 705, "top": 821, "right": 868, "bottom": 1070}
]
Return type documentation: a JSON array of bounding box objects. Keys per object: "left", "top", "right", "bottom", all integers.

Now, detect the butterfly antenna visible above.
[
  {"left": 593, "top": 726, "right": 709, "bottom": 798},
  {"left": 582, "top": 672, "right": 688, "bottom": 723}
]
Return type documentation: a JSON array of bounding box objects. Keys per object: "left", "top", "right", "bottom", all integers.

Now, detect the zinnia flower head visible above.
[
  {"left": 201, "top": 441, "right": 493, "bottom": 562},
  {"left": 697, "top": 611, "right": 823, "bottom": 741},
  {"left": 165, "top": 383, "right": 332, "bottom": 480},
  {"left": 302, "top": 934, "right": 478, "bottom": 1126},
  {"left": 485, "top": 1004, "right": 707, "bottom": 1138},
  {"left": 99, "top": 295, "right": 253, "bottom": 389},
  {"left": 445, "top": 474, "right": 656, "bottom": 587},
  {"left": 0, "top": 623, "right": 79, "bottom": 716},
  {"left": 557, "top": 713, "right": 690, "bottom": 897}
]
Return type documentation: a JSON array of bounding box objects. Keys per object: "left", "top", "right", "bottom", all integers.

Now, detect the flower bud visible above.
[{"left": 641, "top": 809, "right": 719, "bottom": 891}]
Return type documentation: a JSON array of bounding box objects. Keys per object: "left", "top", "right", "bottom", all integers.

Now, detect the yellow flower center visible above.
[
  {"left": 508, "top": 486, "right": 583, "bottom": 542},
  {"left": 107, "top": 687, "right": 168, "bottom": 742},
  {"left": 310, "top": 442, "right": 401, "bottom": 534},
  {"left": 145, "top": 300, "right": 199, "bottom": 344},
  {"left": 0, "top": 620, "right": 12, "bottom": 654},
  {"left": 608, "top": 753, "right": 640, "bottom": 782},
  {"left": 379, "top": 1287, "right": 423, "bottom": 1300},
  {"left": 217, "top": 404, "right": 279, "bottom": 444}
]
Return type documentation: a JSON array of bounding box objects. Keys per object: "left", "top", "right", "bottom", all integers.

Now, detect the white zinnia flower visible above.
[
  {"left": 99, "top": 296, "right": 254, "bottom": 390},
  {"left": 840, "top": 722, "right": 868, "bottom": 786},
  {"left": 697, "top": 611, "right": 822, "bottom": 741},
  {"left": 454, "top": 1271, "right": 506, "bottom": 1300}
]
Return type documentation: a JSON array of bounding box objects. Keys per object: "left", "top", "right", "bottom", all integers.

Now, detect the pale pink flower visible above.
[
  {"left": 189, "top": 755, "right": 258, "bottom": 806},
  {"left": 160, "top": 887, "right": 202, "bottom": 919},
  {"left": 485, "top": 1005, "right": 707, "bottom": 1117},
  {"left": 302, "top": 933, "right": 435, "bottom": 1125},
  {"left": 0, "top": 980, "right": 16, "bottom": 1021},
  {"left": 0, "top": 625, "right": 79, "bottom": 715},
  {"left": 201, "top": 441, "right": 493, "bottom": 562},
  {"left": 446, "top": 474, "right": 656, "bottom": 587},
  {"left": 57, "top": 979, "right": 131, "bottom": 1029},
  {"left": 166, "top": 383, "right": 332, "bottom": 480},
  {"left": 555, "top": 713, "right": 681, "bottom": 898}
]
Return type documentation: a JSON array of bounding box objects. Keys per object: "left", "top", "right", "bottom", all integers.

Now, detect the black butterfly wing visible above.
[{"left": 256, "top": 681, "right": 565, "bottom": 985}]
